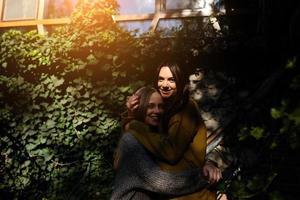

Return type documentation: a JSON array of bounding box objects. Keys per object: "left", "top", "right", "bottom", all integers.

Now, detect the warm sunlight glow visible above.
[{"left": 45, "top": 0, "right": 79, "bottom": 18}]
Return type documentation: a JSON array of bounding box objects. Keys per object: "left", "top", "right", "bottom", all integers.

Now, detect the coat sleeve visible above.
[
  {"left": 128, "top": 99, "right": 205, "bottom": 164},
  {"left": 116, "top": 133, "right": 209, "bottom": 196}
]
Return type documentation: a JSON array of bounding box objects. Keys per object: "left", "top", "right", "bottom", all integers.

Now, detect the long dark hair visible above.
[{"left": 155, "top": 62, "right": 189, "bottom": 120}]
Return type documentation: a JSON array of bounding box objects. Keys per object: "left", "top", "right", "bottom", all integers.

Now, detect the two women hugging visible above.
[{"left": 111, "top": 62, "right": 230, "bottom": 200}]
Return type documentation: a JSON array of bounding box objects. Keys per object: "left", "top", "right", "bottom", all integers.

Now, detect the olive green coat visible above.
[{"left": 128, "top": 99, "right": 216, "bottom": 200}]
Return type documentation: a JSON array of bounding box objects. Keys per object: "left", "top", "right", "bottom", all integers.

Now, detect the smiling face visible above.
[
  {"left": 157, "top": 66, "right": 177, "bottom": 99},
  {"left": 144, "top": 92, "right": 164, "bottom": 127}
]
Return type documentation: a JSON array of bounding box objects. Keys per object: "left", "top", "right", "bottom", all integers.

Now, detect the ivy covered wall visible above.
[{"left": 0, "top": 1, "right": 148, "bottom": 199}]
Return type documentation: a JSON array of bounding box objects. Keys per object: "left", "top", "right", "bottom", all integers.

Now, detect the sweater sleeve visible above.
[
  {"left": 128, "top": 99, "right": 204, "bottom": 164},
  {"left": 117, "top": 133, "right": 209, "bottom": 196},
  {"left": 206, "top": 144, "right": 234, "bottom": 172}
]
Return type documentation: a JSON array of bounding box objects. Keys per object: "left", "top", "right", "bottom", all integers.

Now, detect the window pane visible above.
[
  {"left": 117, "top": 0, "right": 155, "bottom": 14},
  {"left": 157, "top": 19, "right": 182, "bottom": 36},
  {"left": 3, "top": 0, "right": 37, "bottom": 20},
  {"left": 166, "top": 0, "right": 206, "bottom": 10},
  {"left": 44, "top": 0, "right": 78, "bottom": 18},
  {"left": 157, "top": 18, "right": 215, "bottom": 36},
  {"left": 118, "top": 21, "right": 152, "bottom": 36},
  {"left": 166, "top": 0, "right": 225, "bottom": 14}
]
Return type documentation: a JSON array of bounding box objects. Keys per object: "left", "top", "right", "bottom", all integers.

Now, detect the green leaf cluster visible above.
[
  {"left": 227, "top": 58, "right": 300, "bottom": 200},
  {"left": 0, "top": 1, "right": 150, "bottom": 199}
]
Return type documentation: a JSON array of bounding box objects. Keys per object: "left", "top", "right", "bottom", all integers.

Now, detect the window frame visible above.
[
  {"left": 0, "top": 0, "right": 72, "bottom": 34},
  {"left": 0, "top": 0, "right": 226, "bottom": 34},
  {"left": 112, "top": 0, "right": 225, "bottom": 32},
  {"left": 2, "top": 0, "right": 39, "bottom": 21}
]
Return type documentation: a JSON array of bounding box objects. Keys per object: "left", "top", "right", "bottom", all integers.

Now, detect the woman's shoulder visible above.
[
  {"left": 168, "top": 98, "right": 201, "bottom": 125},
  {"left": 172, "top": 98, "right": 200, "bottom": 115},
  {"left": 119, "top": 132, "right": 144, "bottom": 151}
]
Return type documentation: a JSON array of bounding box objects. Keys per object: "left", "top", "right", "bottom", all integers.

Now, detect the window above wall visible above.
[
  {"left": 113, "top": 0, "right": 226, "bottom": 35},
  {"left": 0, "top": 0, "right": 78, "bottom": 34},
  {"left": 0, "top": 0, "right": 226, "bottom": 35}
]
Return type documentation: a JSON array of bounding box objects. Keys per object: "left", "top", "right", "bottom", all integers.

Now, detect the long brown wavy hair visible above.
[
  {"left": 114, "top": 86, "right": 159, "bottom": 170},
  {"left": 132, "top": 86, "right": 159, "bottom": 123}
]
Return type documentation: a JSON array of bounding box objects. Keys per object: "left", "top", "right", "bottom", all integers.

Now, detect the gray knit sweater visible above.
[{"left": 110, "top": 133, "right": 209, "bottom": 200}]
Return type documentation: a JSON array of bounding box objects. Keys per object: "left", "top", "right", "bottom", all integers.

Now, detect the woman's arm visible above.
[
  {"left": 116, "top": 133, "right": 209, "bottom": 196},
  {"left": 128, "top": 99, "right": 205, "bottom": 164}
]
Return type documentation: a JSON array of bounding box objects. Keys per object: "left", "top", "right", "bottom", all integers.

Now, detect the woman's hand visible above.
[
  {"left": 203, "top": 161, "right": 222, "bottom": 184},
  {"left": 126, "top": 94, "right": 140, "bottom": 112}
]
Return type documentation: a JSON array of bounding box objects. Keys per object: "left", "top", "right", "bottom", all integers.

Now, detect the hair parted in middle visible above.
[{"left": 132, "top": 86, "right": 159, "bottom": 122}]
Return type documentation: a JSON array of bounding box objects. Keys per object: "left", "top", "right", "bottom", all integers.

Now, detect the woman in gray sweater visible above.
[{"left": 111, "top": 87, "right": 208, "bottom": 200}]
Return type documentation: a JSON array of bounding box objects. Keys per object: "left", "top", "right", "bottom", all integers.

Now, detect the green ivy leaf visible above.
[
  {"left": 288, "top": 107, "right": 300, "bottom": 125},
  {"left": 87, "top": 54, "right": 98, "bottom": 65},
  {"left": 25, "top": 143, "right": 38, "bottom": 151},
  {"left": 23, "top": 160, "right": 31, "bottom": 167},
  {"left": 2, "top": 62, "right": 7, "bottom": 68},
  {"left": 271, "top": 108, "right": 282, "bottom": 119},
  {"left": 53, "top": 78, "right": 64, "bottom": 87},
  {"left": 40, "top": 137, "right": 47, "bottom": 144},
  {"left": 250, "top": 127, "right": 265, "bottom": 140},
  {"left": 46, "top": 120, "right": 56, "bottom": 129},
  {"left": 285, "top": 57, "right": 297, "bottom": 69},
  {"left": 118, "top": 86, "right": 130, "bottom": 93},
  {"left": 112, "top": 71, "right": 119, "bottom": 77}
]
